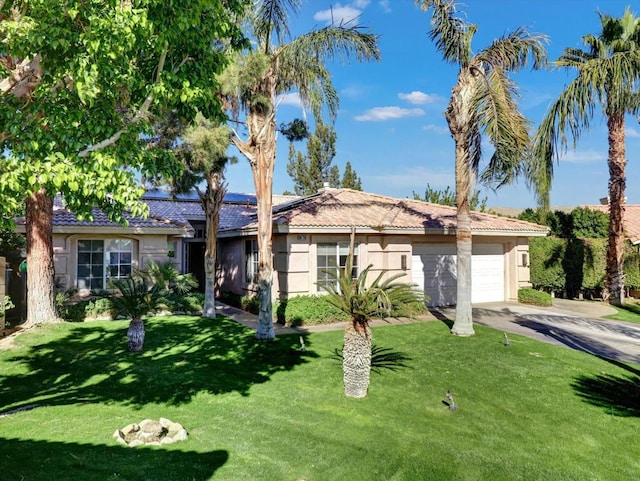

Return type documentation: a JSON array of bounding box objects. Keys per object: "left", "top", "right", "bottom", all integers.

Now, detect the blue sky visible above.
[{"left": 224, "top": 0, "right": 640, "bottom": 209}]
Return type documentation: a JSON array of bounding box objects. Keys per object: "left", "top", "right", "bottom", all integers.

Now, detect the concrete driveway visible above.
[{"left": 432, "top": 299, "right": 640, "bottom": 365}]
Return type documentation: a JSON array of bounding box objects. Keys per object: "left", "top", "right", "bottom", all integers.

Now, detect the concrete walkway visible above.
[{"left": 216, "top": 298, "right": 640, "bottom": 365}]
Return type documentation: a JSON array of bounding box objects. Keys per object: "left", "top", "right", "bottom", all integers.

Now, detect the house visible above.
[
  {"left": 583, "top": 203, "right": 640, "bottom": 245},
  {"left": 216, "top": 188, "right": 548, "bottom": 307},
  {"left": 15, "top": 188, "right": 548, "bottom": 307}
]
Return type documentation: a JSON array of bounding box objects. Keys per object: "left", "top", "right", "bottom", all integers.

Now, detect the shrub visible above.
[
  {"left": 219, "top": 291, "right": 242, "bottom": 308},
  {"left": 518, "top": 287, "right": 552, "bottom": 307},
  {"left": 167, "top": 292, "right": 204, "bottom": 313},
  {"left": 276, "top": 295, "right": 351, "bottom": 326},
  {"left": 240, "top": 294, "right": 260, "bottom": 315},
  {"left": 85, "top": 297, "right": 115, "bottom": 319}
]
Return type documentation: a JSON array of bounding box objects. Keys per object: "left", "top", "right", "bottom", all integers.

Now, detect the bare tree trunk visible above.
[
  {"left": 24, "top": 189, "right": 59, "bottom": 327},
  {"left": 201, "top": 172, "right": 226, "bottom": 318},
  {"left": 604, "top": 111, "right": 626, "bottom": 306},
  {"left": 343, "top": 320, "right": 372, "bottom": 398}
]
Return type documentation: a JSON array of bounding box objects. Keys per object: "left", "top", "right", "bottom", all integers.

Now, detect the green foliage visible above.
[
  {"left": 413, "top": 183, "right": 487, "bottom": 212},
  {"left": 571, "top": 207, "right": 608, "bottom": 238},
  {"left": 168, "top": 292, "right": 205, "bottom": 314},
  {"left": 241, "top": 295, "right": 261, "bottom": 315},
  {"left": 518, "top": 287, "right": 552, "bottom": 306},
  {"left": 84, "top": 298, "right": 115, "bottom": 319},
  {"left": 528, "top": 237, "right": 566, "bottom": 293},
  {"left": 0, "top": 0, "right": 249, "bottom": 228},
  {"left": 1, "top": 295, "right": 14, "bottom": 317},
  {"left": 321, "top": 248, "right": 427, "bottom": 324},
  {"left": 144, "top": 262, "right": 198, "bottom": 295},
  {"left": 275, "top": 295, "right": 350, "bottom": 327},
  {"left": 109, "top": 276, "right": 165, "bottom": 321},
  {"left": 340, "top": 161, "right": 362, "bottom": 191}
]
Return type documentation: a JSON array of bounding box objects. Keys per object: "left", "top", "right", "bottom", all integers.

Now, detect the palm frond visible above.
[
  {"left": 253, "top": 0, "right": 303, "bottom": 49},
  {"left": 418, "top": 0, "right": 475, "bottom": 67},
  {"left": 477, "top": 27, "right": 548, "bottom": 72}
]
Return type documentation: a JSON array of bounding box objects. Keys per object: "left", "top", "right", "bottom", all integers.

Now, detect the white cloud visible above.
[
  {"left": 626, "top": 127, "right": 640, "bottom": 138},
  {"left": 558, "top": 150, "right": 605, "bottom": 164},
  {"left": 277, "top": 92, "right": 302, "bottom": 107},
  {"left": 378, "top": 0, "right": 391, "bottom": 13},
  {"left": 355, "top": 106, "right": 425, "bottom": 121},
  {"left": 422, "top": 124, "right": 449, "bottom": 135},
  {"left": 353, "top": 0, "right": 371, "bottom": 8},
  {"left": 398, "top": 91, "right": 443, "bottom": 105},
  {"left": 314, "top": 5, "right": 362, "bottom": 25}
]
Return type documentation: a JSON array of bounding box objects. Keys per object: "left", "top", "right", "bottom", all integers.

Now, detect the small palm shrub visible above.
[
  {"left": 84, "top": 297, "right": 115, "bottom": 319},
  {"left": 518, "top": 287, "right": 553, "bottom": 307},
  {"left": 110, "top": 276, "right": 166, "bottom": 352},
  {"left": 322, "top": 252, "right": 426, "bottom": 398}
]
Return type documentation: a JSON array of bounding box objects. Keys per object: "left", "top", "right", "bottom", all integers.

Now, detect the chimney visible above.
[
  {"left": 318, "top": 182, "right": 335, "bottom": 193},
  {"left": 599, "top": 196, "right": 627, "bottom": 205}
]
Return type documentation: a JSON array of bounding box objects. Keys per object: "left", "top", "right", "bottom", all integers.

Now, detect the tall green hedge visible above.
[{"left": 529, "top": 237, "right": 640, "bottom": 296}]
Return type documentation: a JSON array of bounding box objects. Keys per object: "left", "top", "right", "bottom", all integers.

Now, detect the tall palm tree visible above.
[
  {"left": 223, "top": 1, "right": 380, "bottom": 339},
  {"left": 532, "top": 7, "right": 640, "bottom": 306},
  {"left": 417, "top": 0, "right": 548, "bottom": 335}
]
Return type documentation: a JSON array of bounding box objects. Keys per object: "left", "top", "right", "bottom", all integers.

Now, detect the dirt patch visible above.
[{"left": 0, "top": 326, "right": 25, "bottom": 349}]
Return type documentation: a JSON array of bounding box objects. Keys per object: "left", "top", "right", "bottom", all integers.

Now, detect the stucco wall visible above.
[{"left": 52, "top": 233, "right": 173, "bottom": 292}]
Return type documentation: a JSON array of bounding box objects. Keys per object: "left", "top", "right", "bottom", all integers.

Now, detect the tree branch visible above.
[{"left": 78, "top": 45, "right": 168, "bottom": 158}]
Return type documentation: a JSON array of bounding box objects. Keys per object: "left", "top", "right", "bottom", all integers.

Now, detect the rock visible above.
[
  {"left": 172, "top": 429, "right": 188, "bottom": 442},
  {"left": 115, "top": 418, "right": 187, "bottom": 447}
]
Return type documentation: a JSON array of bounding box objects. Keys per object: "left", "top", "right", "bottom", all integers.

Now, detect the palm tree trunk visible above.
[
  {"left": 24, "top": 189, "right": 59, "bottom": 327},
  {"left": 604, "top": 111, "right": 627, "bottom": 306},
  {"left": 127, "top": 318, "right": 145, "bottom": 352},
  {"left": 201, "top": 172, "right": 226, "bottom": 318},
  {"left": 342, "top": 320, "right": 372, "bottom": 398},
  {"left": 446, "top": 71, "right": 475, "bottom": 336}
]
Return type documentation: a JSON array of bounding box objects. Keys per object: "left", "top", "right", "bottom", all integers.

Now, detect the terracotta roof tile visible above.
[{"left": 264, "top": 189, "right": 547, "bottom": 234}]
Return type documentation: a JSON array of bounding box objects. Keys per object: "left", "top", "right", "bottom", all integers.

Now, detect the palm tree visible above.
[
  {"left": 417, "top": 0, "right": 548, "bottom": 335},
  {"left": 321, "top": 233, "right": 426, "bottom": 398},
  {"left": 223, "top": 1, "right": 380, "bottom": 340},
  {"left": 531, "top": 7, "right": 640, "bottom": 306},
  {"left": 110, "top": 276, "right": 165, "bottom": 352}
]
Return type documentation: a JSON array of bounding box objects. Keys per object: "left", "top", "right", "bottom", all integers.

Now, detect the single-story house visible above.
[
  {"left": 216, "top": 188, "right": 548, "bottom": 306},
  {"left": 16, "top": 188, "right": 548, "bottom": 307}
]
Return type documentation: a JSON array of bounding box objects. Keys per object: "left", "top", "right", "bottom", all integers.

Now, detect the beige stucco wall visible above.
[
  {"left": 216, "top": 232, "right": 535, "bottom": 305},
  {"left": 52, "top": 233, "right": 174, "bottom": 292}
]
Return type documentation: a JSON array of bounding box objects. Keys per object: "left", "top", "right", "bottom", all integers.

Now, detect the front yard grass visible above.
[
  {"left": 0, "top": 315, "right": 638, "bottom": 480},
  {"left": 604, "top": 298, "right": 640, "bottom": 324}
]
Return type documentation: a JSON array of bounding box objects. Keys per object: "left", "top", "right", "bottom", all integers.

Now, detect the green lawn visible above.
[
  {"left": 0, "top": 315, "right": 638, "bottom": 481},
  {"left": 604, "top": 298, "right": 640, "bottom": 324}
]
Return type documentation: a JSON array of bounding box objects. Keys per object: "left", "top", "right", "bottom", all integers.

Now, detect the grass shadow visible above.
[
  {"left": 427, "top": 307, "right": 454, "bottom": 329},
  {"left": 0, "top": 315, "right": 317, "bottom": 412},
  {"left": 572, "top": 372, "right": 640, "bottom": 417},
  {"left": 330, "top": 344, "right": 412, "bottom": 374},
  {"left": 0, "top": 437, "right": 228, "bottom": 481}
]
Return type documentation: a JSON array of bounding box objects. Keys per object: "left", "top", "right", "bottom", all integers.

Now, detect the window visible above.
[
  {"left": 245, "top": 239, "right": 259, "bottom": 284},
  {"left": 77, "top": 239, "right": 133, "bottom": 290},
  {"left": 317, "top": 242, "right": 358, "bottom": 292}
]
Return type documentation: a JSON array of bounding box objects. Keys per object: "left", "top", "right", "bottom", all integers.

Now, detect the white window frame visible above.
[
  {"left": 316, "top": 242, "right": 359, "bottom": 292},
  {"left": 77, "top": 239, "right": 133, "bottom": 291},
  {"left": 244, "top": 239, "right": 259, "bottom": 284}
]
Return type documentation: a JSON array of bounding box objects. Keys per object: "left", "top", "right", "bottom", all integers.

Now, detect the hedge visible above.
[{"left": 529, "top": 237, "right": 640, "bottom": 297}]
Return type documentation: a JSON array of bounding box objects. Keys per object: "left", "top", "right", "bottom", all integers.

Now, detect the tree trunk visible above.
[
  {"left": 342, "top": 320, "right": 372, "bottom": 398},
  {"left": 127, "top": 318, "right": 145, "bottom": 352},
  {"left": 604, "top": 111, "right": 627, "bottom": 306},
  {"left": 446, "top": 70, "right": 475, "bottom": 336},
  {"left": 24, "top": 189, "right": 59, "bottom": 327},
  {"left": 201, "top": 172, "right": 226, "bottom": 318}
]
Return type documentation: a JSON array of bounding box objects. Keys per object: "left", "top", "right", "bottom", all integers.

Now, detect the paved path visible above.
[{"left": 217, "top": 299, "right": 640, "bottom": 365}]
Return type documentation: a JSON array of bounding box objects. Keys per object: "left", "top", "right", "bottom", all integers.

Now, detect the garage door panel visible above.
[{"left": 413, "top": 243, "right": 504, "bottom": 307}]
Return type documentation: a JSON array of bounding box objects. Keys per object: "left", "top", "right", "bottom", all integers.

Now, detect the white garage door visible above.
[{"left": 412, "top": 243, "right": 505, "bottom": 307}]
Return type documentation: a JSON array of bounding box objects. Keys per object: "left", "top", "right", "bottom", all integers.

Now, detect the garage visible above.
[{"left": 412, "top": 243, "right": 505, "bottom": 306}]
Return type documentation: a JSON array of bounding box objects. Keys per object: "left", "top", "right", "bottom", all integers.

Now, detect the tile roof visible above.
[
  {"left": 583, "top": 204, "right": 640, "bottom": 244},
  {"left": 234, "top": 188, "right": 549, "bottom": 234}
]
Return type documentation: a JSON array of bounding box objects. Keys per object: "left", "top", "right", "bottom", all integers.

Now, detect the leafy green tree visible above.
[
  {"left": 286, "top": 119, "right": 341, "bottom": 195},
  {"left": 531, "top": 7, "right": 640, "bottom": 305},
  {"left": 571, "top": 207, "right": 609, "bottom": 239},
  {"left": 0, "top": 1, "right": 247, "bottom": 327},
  {"left": 413, "top": 183, "right": 487, "bottom": 211},
  {"left": 222, "top": 1, "right": 380, "bottom": 339},
  {"left": 418, "top": 0, "right": 547, "bottom": 336},
  {"left": 340, "top": 161, "right": 362, "bottom": 191},
  {"left": 160, "top": 113, "right": 237, "bottom": 318}
]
